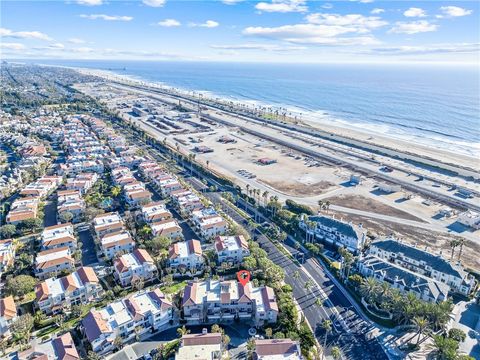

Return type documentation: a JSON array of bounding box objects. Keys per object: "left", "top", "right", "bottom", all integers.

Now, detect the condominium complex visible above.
[
  {"left": 114, "top": 249, "right": 157, "bottom": 286},
  {"left": 215, "top": 235, "right": 250, "bottom": 266},
  {"left": 82, "top": 289, "right": 173, "bottom": 355},
  {"left": 35, "top": 267, "right": 103, "bottom": 314},
  {"left": 182, "top": 280, "right": 278, "bottom": 326}
]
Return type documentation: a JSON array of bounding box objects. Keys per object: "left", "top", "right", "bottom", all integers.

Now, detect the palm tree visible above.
[
  {"left": 321, "top": 320, "right": 332, "bottom": 354},
  {"left": 293, "top": 270, "right": 301, "bottom": 281},
  {"left": 305, "top": 279, "right": 314, "bottom": 292},
  {"left": 449, "top": 239, "right": 460, "bottom": 260},
  {"left": 331, "top": 346, "right": 341, "bottom": 360},
  {"left": 457, "top": 239, "right": 465, "bottom": 261},
  {"left": 262, "top": 190, "right": 269, "bottom": 207},
  {"left": 177, "top": 325, "right": 190, "bottom": 338},
  {"left": 318, "top": 200, "right": 324, "bottom": 212},
  {"left": 412, "top": 316, "right": 429, "bottom": 346},
  {"left": 246, "top": 338, "right": 256, "bottom": 359},
  {"left": 359, "top": 277, "right": 379, "bottom": 304},
  {"left": 315, "top": 298, "right": 323, "bottom": 307}
]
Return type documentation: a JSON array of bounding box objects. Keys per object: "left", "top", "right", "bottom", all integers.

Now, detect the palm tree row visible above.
[{"left": 359, "top": 277, "right": 453, "bottom": 331}]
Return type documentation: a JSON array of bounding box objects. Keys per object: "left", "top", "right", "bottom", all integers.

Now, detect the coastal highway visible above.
[{"left": 106, "top": 81, "right": 480, "bottom": 213}]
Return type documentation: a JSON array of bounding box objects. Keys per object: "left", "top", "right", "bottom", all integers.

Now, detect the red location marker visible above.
[{"left": 237, "top": 270, "right": 251, "bottom": 286}]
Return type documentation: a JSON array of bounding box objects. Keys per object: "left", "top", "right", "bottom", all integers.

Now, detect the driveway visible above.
[
  {"left": 78, "top": 228, "right": 98, "bottom": 265},
  {"left": 43, "top": 199, "right": 58, "bottom": 227}
]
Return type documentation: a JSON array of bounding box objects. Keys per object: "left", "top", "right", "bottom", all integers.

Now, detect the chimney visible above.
[{"left": 202, "top": 328, "right": 208, "bottom": 335}]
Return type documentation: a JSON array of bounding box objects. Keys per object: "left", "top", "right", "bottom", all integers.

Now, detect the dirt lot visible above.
[
  {"left": 330, "top": 209, "right": 480, "bottom": 272},
  {"left": 261, "top": 179, "right": 337, "bottom": 196},
  {"left": 325, "top": 194, "right": 426, "bottom": 223}
]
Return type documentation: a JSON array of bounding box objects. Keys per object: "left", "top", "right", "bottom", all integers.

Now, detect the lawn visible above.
[{"left": 161, "top": 281, "right": 187, "bottom": 295}]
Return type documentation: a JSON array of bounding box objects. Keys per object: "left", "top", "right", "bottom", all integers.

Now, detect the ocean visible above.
[{"left": 28, "top": 60, "right": 480, "bottom": 157}]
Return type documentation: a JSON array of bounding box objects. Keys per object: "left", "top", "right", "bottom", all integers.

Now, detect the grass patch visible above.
[{"left": 161, "top": 281, "right": 187, "bottom": 295}]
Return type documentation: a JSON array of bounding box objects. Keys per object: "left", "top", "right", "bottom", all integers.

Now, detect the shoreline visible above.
[{"left": 73, "top": 66, "right": 480, "bottom": 171}]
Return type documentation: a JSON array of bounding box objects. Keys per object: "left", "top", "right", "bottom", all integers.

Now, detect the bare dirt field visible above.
[
  {"left": 330, "top": 209, "right": 480, "bottom": 272},
  {"left": 261, "top": 179, "right": 337, "bottom": 196},
  {"left": 325, "top": 194, "right": 426, "bottom": 223}
]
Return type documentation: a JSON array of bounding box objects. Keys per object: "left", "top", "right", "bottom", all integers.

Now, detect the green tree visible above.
[
  {"left": 246, "top": 338, "right": 256, "bottom": 359},
  {"left": 265, "top": 328, "right": 273, "bottom": 339},
  {"left": 148, "top": 235, "right": 171, "bottom": 254},
  {"left": 113, "top": 335, "right": 124, "bottom": 350},
  {"left": 59, "top": 211, "right": 74, "bottom": 223},
  {"left": 5, "top": 275, "right": 37, "bottom": 298},
  {"left": 448, "top": 328, "right": 466, "bottom": 343},
  {"left": 0, "top": 224, "right": 16, "bottom": 239},
  {"left": 10, "top": 314, "right": 34, "bottom": 344},
  {"left": 431, "top": 335, "right": 459, "bottom": 360},
  {"left": 86, "top": 351, "right": 102, "bottom": 360},
  {"left": 359, "top": 277, "right": 379, "bottom": 304}
]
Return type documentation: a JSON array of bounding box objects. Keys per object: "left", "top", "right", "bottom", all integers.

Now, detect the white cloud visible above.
[
  {"left": 157, "top": 19, "right": 181, "bottom": 27},
  {"left": 68, "top": 38, "right": 86, "bottom": 44},
  {"left": 0, "top": 27, "right": 52, "bottom": 41},
  {"left": 222, "top": 0, "right": 243, "bottom": 4},
  {"left": 321, "top": 3, "right": 333, "bottom": 9},
  {"left": 142, "top": 0, "right": 166, "bottom": 7},
  {"left": 71, "top": 47, "right": 94, "bottom": 53},
  {"left": 389, "top": 20, "right": 438, "bottom": 34},
  {"left": 48, "top": 43, "right": 65, "bottom": 49},
  {"left": 403, "top": 7, "right": 427, "bottom": 18},
  {"left": 369, "top": 43, "right": 480, "bottom": 55},
  {"left": 76, "top": 0, "right": 103, "bottom": 5},
  {"left": 255, "top": 0, "right": 307, "bottom": 13},
  {"left": 80, "top": 14, "right": 133, "bottom": 21},
  {"left": 211, "top": 43, "right": 306, "bottom": 51},
  {"left": 371, "top": 8, "right": 384, "bottom": 15},
  {"left": 243, "top": 24, "right": 380, "bottom": 45},
  {"left": 189, "top": 20, "right": 219, "bottom": 28},
  {"left": 0, "top": 42, "right": 26, "bottom": 50},
  {"left": 438, "top": 6, "right": 473, "bottom": 18},
  {"left": 306, "top": 13, "right": 388, "bottom": 32},
  {"left": 351, "top": 0, "right": 374, "bottom": 3}
]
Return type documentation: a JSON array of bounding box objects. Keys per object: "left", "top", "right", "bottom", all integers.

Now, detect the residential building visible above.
[
  {"left": 358, "top": 254, "right": 449, "bottom": 303},
  {"left": 215, "top": 235, "right": 250, "bottom": 266},
  {"left": 123, "top": 182, "right": 152, "bottom": 207},
  {"left": 93, "top": 212, "right": 124, "bottom": 239},
  {"left": 176, "top": 331, "right": 224, "bottom": 360},
  {"left": 254, "top": 339, "right": 303, "bottom": 360},
  {"left": 114, "top": 249, "right": 157, "bottom": 287},
  {"left": 100, "top": 230, "right": 135, "bottom": 260},
  {"left": 299, "top": 214, "right": 366, "bottom": 252},
  {"left": 51, "top": 332, "right": 81, "bottom": 360},
  {"left": 41, "top": 223, "right": 77, "bottom": 251},
  {"left": 141, "top": 202, "right": 172, "bottom": 223},
  {"left": 191, "top": 208, "right": 228, "bottom": 239},
  {"left": 6, "top": 196, "right": 40, "bottom": 225},
  {"left": 151, "top": 218, "right": 183, "bottom": 240},
  {"left": 182, "top": 280, "right": 278, "bottom": 326},
  {"left": 0, "top": 296, "right": 17, "bottom": 338},
  {"left": 17, "top": 332, "right": 80, "bottom": 360},
  {"left": 82, "top": 289, "right": 173, "bottom": 355},
  {"left": 168, "top": 240, "right": 204, "bottom": 275},
  {"left": 35, "top": 247, "right": 75, "bottom": 280},
  {"left": 57, "top": 189, "right": 85, "bottom": 223},
  {"left": 367, "top": 239, "right": 476, "bottom": 296},
  {"left": 35, "top": 267, "right": 103, "bottom": 315},
  {"left": 171, "top": 189, "right": 204, "bottom": 215},
  {"left": 65, "top": 172, "right": 98, "bottom": 195},
  {"left": 0, "top": 239, "right": 15, "bottom": 277}
]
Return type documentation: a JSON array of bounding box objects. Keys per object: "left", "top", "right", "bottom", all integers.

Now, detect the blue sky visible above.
[{"left": 1, "top": 0, "right": 478, "bottom": 64}]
